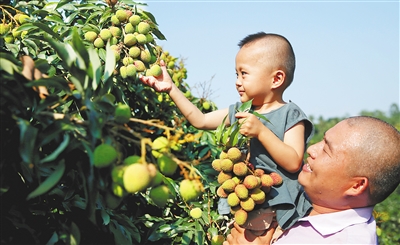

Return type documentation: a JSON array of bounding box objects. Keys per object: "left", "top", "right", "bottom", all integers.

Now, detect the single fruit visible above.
[
  {"left": 243, "top": 175, "right": 259, "bottom": 189},
  {"left": 134, "top": 60, "right": 146, "bottom": 72},
  {"left": 124, "top": 33, "right": 137, "bottom": 47},
  {"left": 157, "top": 154, "right": 178, "bottom": 176},
  {"left": 221, "top": 179, "right": 237, "bottom": 193},
  {"left": 120, "top": 66, "right": 127, "bottom": 79},
  {"left": 240, "top": 197, "right": 255, "bottom": 212},
  {"left": 111, "top": 165, "right": 126, "bottom": 186},
  {"left": 254, "top": 168, "right": 265, "bottom": 177},
  {"left": 129, "top": 46, "right": 141, "bottom": 58},
  {"left": 261, "top": 174, "right": 274, "bottom": 187},
  {"left": 211, "top": 159, "right": 222, "bottom": 171},
  {"left": 202, "top": 101, "right": 211, "bottom": 110},
  {"left": 123, "top": 155, "right": 141, "bottom": 165},
  {"left": 234, "top": 209, "right": 248, "bottom": 226},
  {"left": 0, "top": 23, "right": 11, "bottom": 35},
  {"left": 135, "top": 33, "right": 147, "bottom": 44},
  {"left": 219, "top": 151, "right": 228, "bottom": 159},
  {"left": 122, "top": 56, "right": 134, "bottom": 66},
  {"left": 179, "top": 179, "right": 201, "bottom": 202},
  {"left": 220, "top": 158, "right": 234, "bottom": 172},
  {"left": 189, "top": 207, "right": 202, "bottom": 219},
  {"left": 140, "top": 49, "right": 151, "bottom": 63},
  {"left": 115, "top": 9, "right": 128, "bottom": 22},
  {"left": 210, "top": 235, "right": 225, "bottom": 245},
  {"left": 123, "top": 163, "right": 151, "bottom": 193},
  {"left": 250, "top": 187, "right": 266, "bottom": 204},
  {"left": 126, "top": 64, "right": 137, "bottom": 77},
  {"left": 217, "top": 171, "right": 232, "bottom": 185},
  {"left": 146, "top": 64, "right": 162, "bottom": 77},
  {"left": 18, "top": 14, "right": 30, "bottom": 24},
  {"left": 109, "top": 26, "right": 122, "bottom": 38},
  {"left": 124, "top": 23, "right": 135, "bottom": 34},
  {"left": 129, "top": 15, "right": 141, "bottom": 26},
  {"left": 94, "top": 37, "right": 105, "bottom": 48},
  {"left": 227, "top": 192, "right": 240, "bottom": 207},
  {"left": 111, "top": 15, "right": 120, "bottom": 25},
  {"left": 270, "top": 172, "right": 283, "bottom": 186},
  {"left": 99, "top": 29, "right": 112, "bottom": 41},
  {"left": 227, "top": 147, "right": 242, "bottom": 163},
  {"left": 137, "top": 22, "right": 150, "bottom": 34},
  {"left": 93, "top": 144, "right": 118, "bottom": 168},
  {"left": 234, "top": 184, "right": 249, "bottom": 200},
  {"left": 114, "top": 103, "right": 131, "bottom": 124},
  {"left": 149, "top": 185, "right": 170, "bottom": 207},
  {"left": 216, "top": 186, "right": 228, "bottom": 198},
  {"left": 233, "top": 162, "right": 248, "bottom": 176}
]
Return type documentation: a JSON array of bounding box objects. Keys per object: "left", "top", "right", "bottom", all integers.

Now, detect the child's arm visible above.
[
  {"left": 235, "top": 112, "right": 305, "bottom": 173},
  {"left": 139, "top": 61, "right": 229, "bottom": 130}
]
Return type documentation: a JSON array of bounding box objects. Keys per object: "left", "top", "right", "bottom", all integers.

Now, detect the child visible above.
[{"left": 139, "top": 32, "right": 314, "bottom": 235}]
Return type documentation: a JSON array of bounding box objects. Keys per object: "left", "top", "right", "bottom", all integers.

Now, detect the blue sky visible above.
[{"left": 143, "top": 1, "right": 399, "bottom": 119}]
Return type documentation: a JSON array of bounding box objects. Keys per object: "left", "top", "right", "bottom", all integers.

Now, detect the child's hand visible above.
[
  {"left": 138, "top": 60, "right": 174, "bottom": 93},
  {"left": 235, "top": 112, "right": 265, "bottom": 138}
]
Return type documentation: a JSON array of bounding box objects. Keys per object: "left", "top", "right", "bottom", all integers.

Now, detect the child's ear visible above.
[{"left": 272, "top": 70, "right": 285, "bottom": 89}]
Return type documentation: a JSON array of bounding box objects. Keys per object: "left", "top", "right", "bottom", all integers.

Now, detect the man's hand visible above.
[
  {"left": 223, "top": 222, "right": 277, "bottom": 245},
  {"left": 138, "top": 60, "right": 174, "bottom": 93}
]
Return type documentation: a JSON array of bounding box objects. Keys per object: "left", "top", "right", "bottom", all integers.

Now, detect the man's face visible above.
[{"left": 299, "top": 120, "right": 358, "bottom": 208}]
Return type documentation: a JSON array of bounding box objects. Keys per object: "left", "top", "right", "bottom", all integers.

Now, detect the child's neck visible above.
[{"left": 252, "top": 100, "right": 286, "bottom": 113}]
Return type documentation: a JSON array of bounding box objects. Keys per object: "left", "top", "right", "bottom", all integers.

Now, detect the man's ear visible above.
[
  {"left": 345, "top": 177, "right": 369, "bottom": 196},
  {"left": 272, "top": 70, "right": 285, "bottom": 89}
]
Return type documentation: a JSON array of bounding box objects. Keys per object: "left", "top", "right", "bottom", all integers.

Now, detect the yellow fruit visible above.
[
  {"left": 152, "top": 136, "right": 169, "bottom": 151},
  {"left": 129, "top": 15, "right": 141, "bottom": 26},
  {"left": 126, "top": 64, "right": 137, "bottom": 77},
  {"left": 114, "top": 103, "right": 131, "bottom": 124},
  {"left": 109, "top": 26, "right": 122, "bottom": 38},
  {"left": 123, "top": 155, "right": 141, "bottom": 165},
  {"left": 210, "top": 235, "right": 225, "bottom": 245},
  {"left": 219, "top": 151, "right": 228, "bottom": 159},
  {"left": 112, "top": 182, "right": 126, "bottom": 198},
  {"left": 122, "top": 56, "right": 134, "bottom": 66},
  {"left": 0, "top": 23, "right": 11, "bottom": 35},
  {"left": 140, "top": 49, "right": 151, "bottom": 63},
  {"left": 216, "top": 186, "right": 228, "bottom": 198},
  {"left": 135, "top": 33, "right": 147, "bottom": 44},
  {"left": 123, "top": 33, "right": 137, "bottom": 47},
  {"left": 146, "top": 64, "right": 162, "bottom": 77},
  {"left": 18, "top": 14, "right": 30, "bottom": 24},
  {"left": 134, "top": 60, "right": 146, "bottom": 72},
  {"left": 115, "top": 9, "right": 128, "bottom": 22},
  {"left": 99, "top": 29, "right": 112, "bottom": 41},
  {"left": 211, "top": 159, "right": 222, "bottom": 171},
  {"left": 202, "top": 101, "right": 211, "bottom": 110},
  {"left": 145, "top": 33, "right": 154, "bottom": 43},
  {"left": 234, "top": 209, "right": 248, "bottom": 226},
  {"left": 93, "top": 144, "right": 118, "bottom": 168},
  {"left": 93, "top": 37, "right": 105, "bottom": 48},
  {"left": 243, "top": 175, "right": 259, "bottom": 189},
  {"left": 220, "top": 158, "right": 234, "bottom": 172},
  {"left": 261, "top": 174, "right": 274, "bottom": 187},
  {"left": 179, "top": 179, "right": 201, "bottom": 202},
  {"left": 240, "top": 197, "right": 255, "bottom": 212},
  {"left": 124, "top": 23, "right": 135, "bottom": 34},
  {"left": 227, "top": 192, "right": 240, "bottom": 207},
  {"left": 217, "top": 171, "right": 232, "bottom": 185},
  {"left": 250, "top": 187, "right": 266, "bottom": 204},
  {"left": 120, "top": 66, "right": 127, "bottom": 79},
  {"left": 129, "top": 46, "right": 141, "bottom": 58},
  {"left": 234, "top": 184, "right": 249, "bottom": 200},
  {"left": 137, "top": 22, "right": 150, "bottom": 34},
  {"left": 4, "top": 34, "right": 14, "bottom": 43},
  {"left": 123, "top": 163, "right": 151, "bottom": 193},
  {"left": 221, "top": 179, "right": 237, "bottom": 193},
  {"left": 111, "top": 15, "right": 120, "bottom": 25},
  {"left": 227, "top": 147, "right": 242, "bottom": 163},
  {"left": 157, "top": 154, "right": 178, "bottom": 176},
  {"left": 232, "top": 162, "right": 248, "bottom": 176},
  {"left": 189, "top": 207, "right": 202, "bottom": 219},
  {"left": 149, "top": 185, "right": 170, "bottom": 207}
]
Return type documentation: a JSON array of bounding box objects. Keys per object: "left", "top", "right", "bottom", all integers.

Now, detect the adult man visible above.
[{"left": 224, "top": 116, "right": 400, "bottom": 244}]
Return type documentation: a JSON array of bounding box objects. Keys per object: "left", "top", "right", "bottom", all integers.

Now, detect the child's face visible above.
[{"left": 235, "top": 43, "right": 275, "bottom": 106}]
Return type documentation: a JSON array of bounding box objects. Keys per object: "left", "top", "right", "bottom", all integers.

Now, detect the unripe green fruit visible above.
[
  {"left": 114, "top": 103, "right": 131, "bottom": 124},
  {"left": 179, "top": 179, "right": 201, "bottom": 202},
  {"left": 18, "top": 14, "right": 30, "bottom": 24},
  {"left": 137, "top": 22, "right": 150, "bottom": 34},
  {"left": 167, "top": 60, "right": 175, "bottom": 69},
  {"left": 4, "top": 34, "right": 14, "bottom": 43},
  {"left": 202, "top": 101, "right": 211, "bottom": 110},
  {"left": 148, "top": 168, "right": 164, "bottom": 187},
  {"left": 149, "top": 185, "right": 170, "bottom": 207},
  {"left": 210, "top": 235, "right": 225, "bottom": 245},
  {"left": 93, "top": 144, "right": 118, "bottom": 168},
  {"left": 240, "top": 197, "right": 255, "bottom": 212},
  {"left": 123, "top": 163, "right": 151, "bottom": 193},
  {"left": 112, "top": 182, "right": 126, "bottom": 198},
  {"left": 134, "top": 60, "right": 146, "bottom": 72},
  {"left": 220, "top": 158, "right": 234, "bottom": 172},
  {"left": 129, "top": 46, "right": 141, "bottom": 58},
  {"left": 129, "top": 15, "right": 141, "bottom": 26},
  {"left": 109, "top": 26, "right": 122, "bottom": 38},
  {"left": 146, "top": 64, "right": 162, "bottom": 77},
  {"left": 120, "top": 66, "right": 127, "bottom": 79},
  {"left": 189, "top": 207, "right": 203, "bottom": 219},
  {"left": 124, "top": 23, "right": 135, "bottom": 34},
  {"left": 122, "top": 56, "right": 134, "bottom": 66},
  {"left": 111, "top": 15, "right": 120, "bottom": 25},
  {"left": 126, "top": 64, "right": 137, "bottom": 77},
  {"left": 99, "top": 29, "right": 112, "bottom": 41},
  {"left": 234, "top": 209, "right": 248, "bottom": 226},
  {"left": 157, "top": 154, "right": 178, "bottom": 176},
  {"left": 145, "top": 33, "right": 154, "bottom": 43},
  {"left": 234, "top": 184, "right": 249, "bottom": 200},
  {"left": 0, "top": 23, "right": 10, "bottom": 35},
  {"left": 227, "top": 192, "right": 240, "bottom": 207},
  {"left": 123, "top": 155, "right": 141, "bottom": 165},
  {"left": 140, "top": 49, "right": 151, "bottom": 63},
  {"left": 123, "top": 33, "right": 137, "bottom": 47},
  {"left": 111, "top": 165, "right": 126, "bottom": 186},
  {"left": 227, "top": 147, "right": 242, "bottom": 163},
  {"left": 115, "top": 9, "right": 128, "bottom": 22},
  {"left": 152, "top": 136, "right": 169, "bottom": 151},
  {"left": 135, "top": 33, "right": 147, "bottom": 44},
  {"left": 94, "top": 37, "right": 105, "bottom": 48},
  {"left": 12, "top": 28, "right": 21, "bottom": 38},
  {"left": 109, "top": 36, "right": 118, "bottom": 45}
]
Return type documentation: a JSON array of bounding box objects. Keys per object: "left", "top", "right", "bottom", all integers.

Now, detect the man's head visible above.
[
  {"left": 299, "top": 116, "right": 400, "bottom": 210},
  {"left": 237, "top": 32, "right": 296, "bottom": 88}
]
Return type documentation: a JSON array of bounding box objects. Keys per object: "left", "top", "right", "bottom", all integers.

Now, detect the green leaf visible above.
[
  {"left": 0, "top": 58, "right": 19, "bottom": 74},
  {"left": 102, "top": 42, "right": 116, "bottom": 87},
  {"left": 101, "top": 209, "right": 110, "bottom": 225},
  {"left": 17, "top": 118, "right": 38, "bottom": 164},
  {"left": 32, "top": 22, "right": 62, "bottom": 41},
  {"left": 71, "top": 28, "right": 90, "bottom": 70},
  {"left": 26, "top": 161, "right": 66, "bottom": 200},
  {"left": 40, "top": 134, "right": 70, "bottom": 164},
  {"left": 237, "top": 99, "right": 253, "bottom": 112}
]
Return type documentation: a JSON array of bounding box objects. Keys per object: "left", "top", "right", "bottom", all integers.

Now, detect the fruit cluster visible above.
[
  {"left": 213, "top": 147, "right": 283, "bottom": 226},
  {"left": 83, "top": 8, "right": 163, "bottom": 79},
  {"left": 0, "top": 12, "right": 30, "bottom": 43}
]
